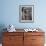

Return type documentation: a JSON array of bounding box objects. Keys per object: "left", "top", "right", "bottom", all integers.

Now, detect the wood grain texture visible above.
[
  {"left": 2, "top": 32, "right": 45, "bottom": 46},
  {"left": 24, "top": 32, "right": 45, "bottom": 46},
  {"left": 2, "top": 32, "right": 23, "bottom": 46}
]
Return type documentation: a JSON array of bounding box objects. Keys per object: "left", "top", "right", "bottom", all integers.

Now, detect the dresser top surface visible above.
[{"left": 3, "top": 29, "right": 45, "bottom": 33}]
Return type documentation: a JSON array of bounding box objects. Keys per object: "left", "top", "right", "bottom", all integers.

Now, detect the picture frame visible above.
[{"left": 19, "top": 5, "right": 34, "bottom": 23}]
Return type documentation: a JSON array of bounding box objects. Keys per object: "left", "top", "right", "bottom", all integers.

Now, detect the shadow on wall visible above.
[{"left": 0, "top": 24, "right": 7, "bottom": 43}]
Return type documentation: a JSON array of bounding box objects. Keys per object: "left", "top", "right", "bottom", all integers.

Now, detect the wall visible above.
[{"left": 0, "top": 0, "right": 46, "bottom": 29}]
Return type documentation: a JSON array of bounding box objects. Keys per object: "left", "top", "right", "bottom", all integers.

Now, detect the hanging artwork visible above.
[{"left": 19, "top": 5, "right": 34, "bottom": 23}]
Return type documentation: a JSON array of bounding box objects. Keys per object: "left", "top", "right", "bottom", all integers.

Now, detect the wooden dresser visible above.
[{"left": 2, "top": 32, "right": 45, "bottom": 46}]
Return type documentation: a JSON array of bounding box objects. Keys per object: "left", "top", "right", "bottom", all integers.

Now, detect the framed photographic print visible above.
[{"left": 19, "top": 5, "right": 34, "bottom": 23}]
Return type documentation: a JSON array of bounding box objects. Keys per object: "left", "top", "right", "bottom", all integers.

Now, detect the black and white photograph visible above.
[{"left": 19, "top": 5, "right": 34, "bottom": 22}]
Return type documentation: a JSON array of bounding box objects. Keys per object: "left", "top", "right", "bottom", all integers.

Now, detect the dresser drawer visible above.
[
  {"left": 3, "top": 35, "right": 23, "bottom": 44},
  {"left": 3, "top": 32, "right": 23, "bottom": 36},
  {"left": 3, "top": 36, "right": 23, "bottom": 46},
  {"left": 32, "top": 36, "right": 45, "bottom": 44},
  {"left": 3, "top": 42, "right": 23, "bottom": 46},
  {"left": 24, "top": 32, "right": 44, "bottom": 36}
]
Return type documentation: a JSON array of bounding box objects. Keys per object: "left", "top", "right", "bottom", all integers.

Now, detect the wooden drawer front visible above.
[
  {"left": 3, "top": 36, "right": 23, "bottom": 46},
  {"left": 3, "top": 42, "right": 23, "bottom": 46},
  {"left": 24, "top": 36, "right": 44, "bottom": 46},
  {"left": 3, "top": 36, "right": 23, "bottom": 44},
  {"left": 32, "top": 36, "right": 45, "bottom": 44},
  {"left": 24, "top": 32, "right": 44, "bottom": 36},
  {"left": 24, "top": 36, "right": 32, "bottom": 46},
  {"left": 3, "top": 32, "right": 23, "bottom": 36}
]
